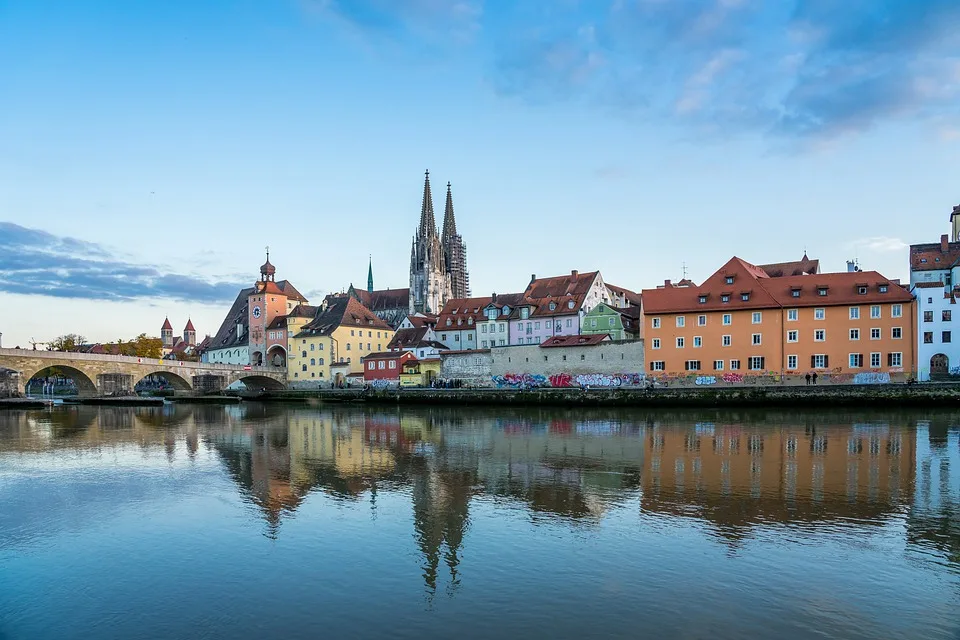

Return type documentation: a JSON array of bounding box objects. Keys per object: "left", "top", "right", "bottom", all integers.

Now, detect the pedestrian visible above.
[
  {"left": 812, "top": 372, "right": 818, "bottom": 385},
  {"left": 805, "top": 373, "right": 811, "bottom": 386}
]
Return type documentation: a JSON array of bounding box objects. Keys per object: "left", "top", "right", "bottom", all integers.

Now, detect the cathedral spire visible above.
[
  {"left": 419, "top": 170, "right": 437, "bottom": 237},
  {"left": 367, "top": 255, "right": 374, "bottom": 293},
  {"left": 442, "top": 181, "right": 457, "bottom": 241}
]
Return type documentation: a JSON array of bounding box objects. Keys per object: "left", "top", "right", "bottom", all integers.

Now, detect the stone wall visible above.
[
  {"left": 440, "top": 351, "right": 494, "bottom": 386},
  {"left": 488, "top": 340, "right": 645, "bottom": 388},
  {"left": 0, "top": 368, "right": 20, "bottom": 398}
]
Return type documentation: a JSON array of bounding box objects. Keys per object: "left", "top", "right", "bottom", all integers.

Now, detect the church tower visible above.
[
  {"left": 409, "top": 171, "right": 452, "bottom": 314},
  {"left": 183, "top": 319, "right": 196, "bottom": 346},
  {"left": 161, "top": 317, "right": 174, "bottom": 347},
  {"left": 367, "top": 255, "right": 374, "bottom": 293},
  {"left": 442, "top": 181, "right": 470, "bottom": 299}
]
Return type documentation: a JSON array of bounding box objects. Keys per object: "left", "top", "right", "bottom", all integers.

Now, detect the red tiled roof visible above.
[
  {"left": 288, "top": 304, "right": 318, "bottom": 318},
  {"left": 914, "top": 281, "right": 946, "bottom": 288},
  {"left": 758, "top": 254, "right": 820, "bottom": 277},
  {"left": 277, "top": 280, "right": 307, "bottom": 302},
  {"left": 161, "top": 317, "right": 173, "bottom": 330},
  {"left": 388, "top": 327, "right": 429, "bottom": 349},
  {"left": 184, "top": 318, "right": 196, "bottom": 332},
  {"left": 297, "top": 296, "right": 391, "bottom": 337},
  {"left": 195, "top": 335, "right": 212, "bottom": 352},
  {"left": 267, "top": 315, "right": 287, "bottom": 330},
  {"left": 642, "top": 256, "right": 911, "bottom": 314},
  {"left": 540, "top": 334, "right": 610, "bottom": 347},
  {"left": 354, "top": 288, "right": 410, "bottom": 312},
  {"left": 910, "top": 241, "right": 960, "bottom": 272},
  {"left": 437, "top": 296, "right": 494, "bottom": 328},
  {"left": 405, "top": 313, "right": 438, "bottom": 328},
  {"left": 519, "top": 271, "right": 601, "bottom": 318},
  {"left": 606, "top": 283, "right": 643, "bottom": 307},
  {"left": 361, "top": 351, "right": 414, "bottom": 361},
  {"left": 440, "top": 349, "right": 491, "bottom": 355}
]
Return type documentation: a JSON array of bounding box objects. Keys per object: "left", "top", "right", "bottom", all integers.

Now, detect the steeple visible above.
[
  {"left": 367, "top": 255, "right": 374, "bottom": 293},
  {"left": 419, "top": 170, "right": 436, "bottom": 237},
  {"left": 442, "top": 181, "right": 457, "bottom": 241}
]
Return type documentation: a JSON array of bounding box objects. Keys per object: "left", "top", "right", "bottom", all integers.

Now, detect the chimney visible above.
[
  {"left": 491, "top": 292, "right": 497, "bottom": 303},
  {"left": 531, "top": 273, "right": 536, "bottom": 283},
  {"left": 664, "top": 279, "right": 672, "bottom": 287},
  {"left": 846, "top": 260, "right": 856, "bottom": 273},
  {"left": 571, "top": 269, "right": 579, "bottom": 280},
  {"left": 942, "top": 234, "right": 949, "bottom": 253}
]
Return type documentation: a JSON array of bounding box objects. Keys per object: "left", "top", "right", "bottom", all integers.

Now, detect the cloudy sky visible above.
[{"left": 1, "top": 0, "right": 958, "bottom": 347}]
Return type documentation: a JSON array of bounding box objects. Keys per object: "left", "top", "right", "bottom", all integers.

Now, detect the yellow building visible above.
[
  {"left": 399, "top": 357, "right": 441, "bottom": 387},
  {"left": 288, "top": 295, "right": 394, "bottom": 386}
]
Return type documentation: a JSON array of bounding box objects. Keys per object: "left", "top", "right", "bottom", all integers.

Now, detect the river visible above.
[{"left": 0, "top": 404, "right": 958, "bottom": 639}]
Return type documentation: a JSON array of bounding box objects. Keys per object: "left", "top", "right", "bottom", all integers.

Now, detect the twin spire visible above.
[{"left": 418, "top": 169, "right": 457, "bottom": 240}]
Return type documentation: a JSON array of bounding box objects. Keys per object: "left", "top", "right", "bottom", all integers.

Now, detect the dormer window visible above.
[
  {"left": 446, "top": 319, "right": 452, "bottom": 326},
  {"left": 921, "top": 258, "right": 928, "bottom": 263},
  {"left": 520, "top": 308, "right": 530, "bottom": 320},
  {"left": 467, "top": 317, "right": 473, "bottom": 325},
  {"left": 698, "top": 296, "right": 707, "bottom": 304},
  {"left": 721, "top": 294, "right": 730, "bottom": 303},
  {"left": 857, "top": 286, "right": 867, "bottom": 295},
  {"left": 725, "top": 276, "right": 735, "bottom": 285},
  {"left": 457, "top": 318, "right": 463, "bottom": 326},
  {"left": 791, "top": 289, "right": 801, "bottom": 298},
  {"left": 502, "top": 306, "right": 511, "bottom": 315},
  {"left": 817, "top": 287, "right": 828, "bottom": 296},
  {"left": 741, "top": 293, "right": 750, "bottom": 301},
  {"left": 567, "top": 300, "right": 575, "bottom": 309},
  {"left": 549, "top": 302, "right": 557, "bottom": 311},
  {"left": 878, "top": 285, "right": 888, "bottom": 293}
]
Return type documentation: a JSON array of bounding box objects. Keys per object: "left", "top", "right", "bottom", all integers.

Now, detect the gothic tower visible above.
[
  {"left": 442, "top": 182, "right": 470, "bottom": 299},
  {"left": 161, "top": 317, "right": 174, "bottom": 347},
  {"left": 409, "top": 171, "right": 452, "bottom": 314},
  {"left": 367, "top": 255, "right": 374, "bottom": 293}
]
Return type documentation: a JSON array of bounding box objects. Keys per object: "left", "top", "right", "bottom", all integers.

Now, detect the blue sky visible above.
[{"left": 1, "top": 0, "right": 958, "bottom": 346}]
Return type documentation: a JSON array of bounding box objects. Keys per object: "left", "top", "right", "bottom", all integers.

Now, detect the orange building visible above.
[{"left": 641, "top": 257, "right": 916, "bottom": 382}]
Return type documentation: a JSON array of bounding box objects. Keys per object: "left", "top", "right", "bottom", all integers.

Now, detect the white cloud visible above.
[{"left": 850, "top": 236, "right": 909, "bottom": 253}]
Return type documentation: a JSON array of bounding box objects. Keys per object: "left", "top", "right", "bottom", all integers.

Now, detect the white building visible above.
[{"left": 910, "top": 217, "right": 960, "bottom": 380}]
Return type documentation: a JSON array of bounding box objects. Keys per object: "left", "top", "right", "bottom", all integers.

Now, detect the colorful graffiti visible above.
[
  {"left": 369, "top": 379, "right": 393, "bottom": 389},
  {"left": 549, "top": 373, "right": 573, "bottom": 388},
  {"left": 493, "top": 373, "right": 548, "bottom": 388},
  {"left": 853, "top": 372, "right": 891, "bottom": 385},
  {"left": 721, "top": 372, "right": 744, "bottom": 384},
  {"left": 695, "top": 376, "right": 717, "bottom": 385}
]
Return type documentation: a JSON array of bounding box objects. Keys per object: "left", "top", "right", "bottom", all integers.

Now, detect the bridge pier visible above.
[
  {"left": 193, "top": 374, "right": 227, "bottom": 394},
  {"left": 97, "top": 373, "right": 135, "bottom": 396}
]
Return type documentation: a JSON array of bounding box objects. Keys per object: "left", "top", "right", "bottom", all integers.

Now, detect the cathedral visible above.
[{"left": 409, "top": 170, "right": 469, "bottom": 314}]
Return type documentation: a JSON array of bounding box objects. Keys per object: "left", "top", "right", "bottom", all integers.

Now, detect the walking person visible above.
[
  {"left": 805, "top": 373, "right": 811, "bottom": 386},
  {"left": 812, "top": 372, "right": 818, "bottom": 385}
]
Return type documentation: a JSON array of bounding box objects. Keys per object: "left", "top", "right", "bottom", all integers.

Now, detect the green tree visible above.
[{"left": 49, "top": 334, "right": 87, "bottom": 352}]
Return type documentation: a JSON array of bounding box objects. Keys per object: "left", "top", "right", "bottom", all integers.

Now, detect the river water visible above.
[{"left": 0, "top": 404, "right": 958, "bottom": 639}]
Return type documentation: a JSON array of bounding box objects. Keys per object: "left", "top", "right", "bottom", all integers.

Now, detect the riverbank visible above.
[{"left": 239, "top": 383, "right": 960, "bottom": 408}]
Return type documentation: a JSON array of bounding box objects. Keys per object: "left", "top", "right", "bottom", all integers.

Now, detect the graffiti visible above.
[
  {"left": 695, "top": 376, "right": 717, "bottom": 385},
  {"left": 549, "top": 373, "right": 574, "bottom": 388},
  {"left": 369, "top": 379, "right": 393, "bottom": 389},
  {"left": 826, "top": 373, "right": 852, "bottom": 384},
  {"left": 721, "top": 372, "right": 744, "bottom": 384},
  {"left": 853, "top": 372, "right": 890, "bottom": 385},
  {"left": 575, "top": 373, "right": 621, "bottom": 387},
  {"left": 950, "top": 366, "right": 960, "bottom": 375},
  {"left": 493, "top": 373, "right": 547, "bottom": 388}
]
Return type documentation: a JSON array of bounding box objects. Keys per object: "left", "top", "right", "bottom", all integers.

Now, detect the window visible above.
[
  {"left": 815, "top": 308, "right": 825, "bottom": 320},
  {"left": 748, "top": 356, "right": 765, "bottom": 370},
  {"left": 924, "top": 311, "right": 934, "bottom": 323},
  {"left": 389, "top": 360, "right": 396, "bottom": 369},
  {"left": 310, "top": 343, "right": 315, "bottom": 351},
  {"left": 697, "top": 315, "right": 706, "bottom": 326},
  {"left": 892, "top": 327, "right": 902, "bottom": 339},
  {"left": 520, "top": 308, "right": 529, "bottom": 320},
  {"left": 814, "top": 329, "right": 825, "bottom": 341},
  {"left": 351, "top": 330, "right": 355, "bottom": 336},
  {"left": 791, "top": 289, "right": 801, "bottom": 298},
  {"left": 455, "top": 335, "right": 460, "bottom": 342},
  {"left": 722, "top": 314, "right": 732, "bottom": 325},
  {"left": 730, "top": 359, "right": 741, "bottom": 370},
  {"left": 722, "top": 335, "right": 732, "bottom": 346},
  {"left": 888, "top": 352, "right": 902, "bottom": 367},
  {"left": 751, "top": 312, "right": 762, "bottom": 324},
  {"left": 849, "top": 307, "right": 860, "bottom": 320},
  {"left": 685, "top": 360, "right": 701, "bottom": 371},
  {"left": 346, "top": 344, "right": 351, "bottom": 351},
  {"left": 698, "top": 296, "right": 707, "bottom": 304},
  {"left": 849, "top": 328, "right": 860, "bottom": 340},
  {"left": 787, "top": 355, "right": 798, "bottom": 370},
  {"left": 301, "top": 351, "right": 307, "bottom": 358},
  {"left": 378, "top": 361, "right": 385, "bottom": 370},
  {"left": 676, "top": 316, "right": 685, "bottom": 327},
  {"left": 870, "top": 305, "right": 881, "bottom": 319},
  {"left": 879, "top": 285, "right": 888, "bottom": 293},
  {"left": 944, "top": 331, "right": 952, "bottom": 343},
  {"left": 652, "top": 317, "right": 661, "bottom": 329},
  {"left": 481, "top": 340, "right": 488, "bottom": 348},
  {"left": 787, "top": 309, "right": 798, "bottom": 321},
  {"left": 945, "top": 310, "right": 953, "bottom": 322},
  {"left": 714, "top": 360, "right": 724, "bottom": 370},
  {"left": 812, "top": 354, "right": 827, "bottom": 368},
  {"left": 857, "top": 286, "right": 867, "bottom": 295},
  {"left": 870, "top": 328, "right": 880, "bottom": 340},
  {"left": 892, "top": 304, "right": 902, "bottom": 318},
  {"left": 870, "top": 352, "right": 881, "bottom": 368},
  {"left": 817, "top": 288, "right": 827, "bottom": 296},
  {"left": 787, "top": 330, "right": 798, "bottom": 342},
  {"left": 725, "top": 276, "right": 734, "bottom": 284},
  {"left": 482, "top": 325, "right": 487, "bottom": 333},
  {"left": 650, "top": 361, "right": 665, "bottom": 371},
  {"left": 752, "top": 333, "right": 762, "bottom": 345},
  {"left": 676, "top": 337, "right": 685, "bottom": 348},
  {"left": 693, "top": 336, "right": 702, "bottom": 348},
  {"left": 924, "top": 332, "right": 934, "bottom": 344},
  {"left": 849, "top": 353, "right": 863, "bottom": 368},
  {"left": 721, "top": 295, "right": 730, "bottom": 303},
  {"left": 534, "top": 321, "right": 541, "bottom": 329},
  {"left": 302, "top": 364, "right": 307, "bottom": 372},
  {"left": 310, "top": 358, "right": 316, "bottom": 366},
  {"left": 652, "top": 338, "right": 661, "bottom": 349},
  {"left": 741, "top": 293, "right": 750, "bottom": 301}
]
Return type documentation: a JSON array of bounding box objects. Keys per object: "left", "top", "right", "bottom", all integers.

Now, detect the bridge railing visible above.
[{"left": 0, "top": 347, "right": 280, "bottom": 374}]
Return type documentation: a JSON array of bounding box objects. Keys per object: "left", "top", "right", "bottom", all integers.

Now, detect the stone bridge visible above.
[{"left": 0, "top": 347, "right": 286, "bottom": 397}]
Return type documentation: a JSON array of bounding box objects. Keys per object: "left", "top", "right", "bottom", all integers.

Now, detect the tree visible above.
[
  {"left": 92, "top": 334, "right": 163, "bottom": 358},
  {"left": 49, "top": 334, "right": 87, "bottom": 352}
]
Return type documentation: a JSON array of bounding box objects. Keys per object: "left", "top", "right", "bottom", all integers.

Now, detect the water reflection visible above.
[{"left": 1, "top": 405, "right": 958, "bottom": 637}]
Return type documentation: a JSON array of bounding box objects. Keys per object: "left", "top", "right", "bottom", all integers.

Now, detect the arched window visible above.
[{"left": 310, "top": 358, "right": 316, "bottom": 365}]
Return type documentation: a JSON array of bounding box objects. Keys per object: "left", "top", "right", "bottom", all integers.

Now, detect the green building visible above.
[{"left": 580, "top": 303, "right": 641, "bottom": 341}]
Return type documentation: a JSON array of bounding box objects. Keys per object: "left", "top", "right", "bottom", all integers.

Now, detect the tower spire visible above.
[
  {"left": 442, "top": 181, "right": 457, "bottom": 241},
  {"left": 419, "top": 170, "right": 436, "bottom": 237},
  {"left": 367, "top": 255, "right": 374, "bottom": 293}
]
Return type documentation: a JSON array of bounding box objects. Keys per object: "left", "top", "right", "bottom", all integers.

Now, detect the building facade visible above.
[
  {"left": 642, "top": 256, "right": 915, "bottom": 382},
  {"left": 362, "top": 351, "right": 416, "bottom": 384},
  {"left": 581, "top": 303, "right": 641, "bottom": 341},
  {"left": 910, "top": 212, "right": 960, "bottom": 379},
  {"left": 479, "top": 293, "right": 522, "bottom": 349},
  {"left": 509, "top": 270, "right": 609, "bottom": 346},
  {"left": 409, "top": 171, "right": 470, "bottom": 314},
  {"left": 435, "top": 297, "right": 490, "bottom": 351}
]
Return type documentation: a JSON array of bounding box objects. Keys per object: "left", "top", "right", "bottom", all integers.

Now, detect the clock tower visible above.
[{"left": 246, "top": 248, "right": 289, "bottom": 367}]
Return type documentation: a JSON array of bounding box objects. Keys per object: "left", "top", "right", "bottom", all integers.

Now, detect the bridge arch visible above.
[
  {"left": 25, "top": 364, "right": 98, "bottom": 397},
  {"left": 235, "top": 374, "right": 286, "bottom": 391},
  {"left": 267, "top": 345, "right": 286, "bottom": 368},
  {"left": 135, "top": 371, "right": 192, "bottom": 391}
]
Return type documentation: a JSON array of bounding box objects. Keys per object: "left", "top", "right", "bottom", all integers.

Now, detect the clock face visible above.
[{"left": 252, "top": 306, "right": 261, "bottom": 318}]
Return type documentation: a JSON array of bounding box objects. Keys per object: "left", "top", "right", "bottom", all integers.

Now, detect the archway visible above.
[
  {"left": 135, "top": 371, "right": 192, "bottom": 393},
  {"left": 25, "top": 365, "right": 98, "bottom": 397},
  {"left": 930, "top": 353, "right": 949, "bottom": 378},
  {"left": 252, "top": 351, "right": 264, "bottom": 367},
  {"left": 267, "top": 345, "right": 287, "bottom": 368},
  {"left": 237, "top": 375, "right": 286, "bottom": 391}
]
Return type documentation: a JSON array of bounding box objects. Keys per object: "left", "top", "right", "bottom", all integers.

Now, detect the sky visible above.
[{"left": 1, "top": 0, "right": 958, "bottom": 347}]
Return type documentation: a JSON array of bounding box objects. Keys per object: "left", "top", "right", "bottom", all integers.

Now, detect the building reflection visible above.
[{"left": 2, "top": 405, "right": 959, "bottom": 591}]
